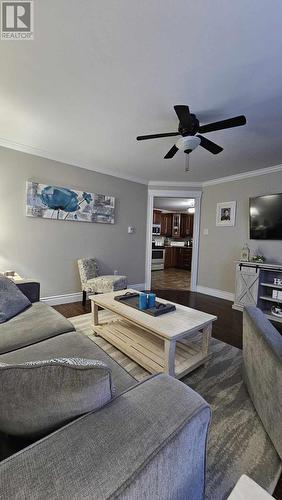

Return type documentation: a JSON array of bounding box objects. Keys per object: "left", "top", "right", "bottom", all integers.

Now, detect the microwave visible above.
[{"left": 152, "top": 224, "right": 161, "bottom": 235}]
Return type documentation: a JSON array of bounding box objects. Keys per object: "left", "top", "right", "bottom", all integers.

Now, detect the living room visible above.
[{"left": 0, "top": 1, "right": 281, "bottom": 499}]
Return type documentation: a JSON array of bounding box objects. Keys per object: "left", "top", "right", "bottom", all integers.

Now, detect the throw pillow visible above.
[
  {"left": 0, "top": 276, "right": 31, "bottom": 323},
  {"left": 0, "top": 358, "right": 115, "bottom": 438}
]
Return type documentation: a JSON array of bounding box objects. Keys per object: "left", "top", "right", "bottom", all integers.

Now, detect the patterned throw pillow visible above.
[
  {"left": 0, "top": 276, "right": 31, "bottom": 323},
  {"left": 0, "top": 358, "right": 115, "bottom": 438}
]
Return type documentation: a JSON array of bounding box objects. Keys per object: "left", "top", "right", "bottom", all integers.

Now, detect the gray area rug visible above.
[{"left": 71, "top": 313, "right": 281, "bottom": 500}]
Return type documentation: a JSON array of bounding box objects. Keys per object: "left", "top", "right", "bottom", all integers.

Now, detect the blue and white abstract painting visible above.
[{"left": 26, "top": 181, "right": 115, "bottom": 224}]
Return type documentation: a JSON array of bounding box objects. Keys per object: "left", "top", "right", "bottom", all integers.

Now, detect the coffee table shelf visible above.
[
  {"left": 90, "top": 289, "right": 217, "bottom": 378},
  {"left": 93, "top": 317, "right": 209, "bottom": 378}
]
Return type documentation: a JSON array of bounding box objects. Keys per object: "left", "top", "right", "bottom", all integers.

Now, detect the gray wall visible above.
[
  {"left": 198, "top": 170, "right": 282, "bottom": 293},
  {"left": 0, "top": 147, "right": 147, "bottom": 297}
]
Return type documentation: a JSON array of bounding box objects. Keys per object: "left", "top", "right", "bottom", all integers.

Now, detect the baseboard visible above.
[
  {"left": 196, "top": 286, "right": 235, "bottom": 302},
  {"left": 41, "top": 283, "right": 146, "bottom": 306},
  {"left": 41, "top": 292, "right": 82, "bottom": 306},
  {"left": 130, "top": 283, "right": 146, "bottom": 291}
]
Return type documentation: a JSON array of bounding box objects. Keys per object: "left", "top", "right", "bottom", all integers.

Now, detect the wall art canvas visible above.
[
  {"left": 216, "top": 201, "right": 236, "bottom": 227},
  {"left": 26, "top": 181, "right": 115, "bottom": 224}
]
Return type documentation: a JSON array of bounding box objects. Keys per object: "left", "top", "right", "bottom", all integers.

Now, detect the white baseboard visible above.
[
  {"left": 196, "top": 286, "right": 235, "bottom": 302},
  {"left": 41, "top": 283, "right": 146, "bottom": 306},
  {"left": 41, "top": 292, "right": 82, "bottom": 306},
  {"left": 130, "top": 283, "right": 146, "bottom": 291}
]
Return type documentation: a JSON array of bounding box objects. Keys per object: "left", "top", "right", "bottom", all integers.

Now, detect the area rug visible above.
[{"left": 70, "top": 312, "right": 281, "bottom": 500}]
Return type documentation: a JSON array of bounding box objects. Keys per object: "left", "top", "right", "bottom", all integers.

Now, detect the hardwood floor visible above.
[
  {"left": 54, "top": 289, "right": 243, "bottom": 348},
  {"left": 151, "top": 268, "right": 191, "bottom": 290},
  {"left": 54, "top": 289, "right": 282, "bottom": 499}
]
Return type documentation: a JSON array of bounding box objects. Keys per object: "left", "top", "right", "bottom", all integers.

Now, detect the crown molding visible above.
[
  {"left": 202, "top": 164, "right": 282, "bottom": 186},
  {"left": 0, "top": 137, "right": 148, "bottom": 185},
  {"left": 148, "top": 180, "right": 202, "bottom": 188},
  {"left": 1, "top": 135, "right": 282, "bottom": 188}
]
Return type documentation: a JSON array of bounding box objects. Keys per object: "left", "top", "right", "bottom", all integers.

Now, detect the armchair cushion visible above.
[
  {"left": 0, "top": 277, "right": 31, "bottom": 323},
  {"left": 86, "top": 275, "right": 127, "bottom": 293},
  {"left": 0, "top": 358, "right": 114, "bottom": 438}
]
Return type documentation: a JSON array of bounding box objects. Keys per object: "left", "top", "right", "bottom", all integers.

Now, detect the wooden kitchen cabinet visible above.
[
  {"left": 176, "top": 247, "right": 193, "bottom": 270},
  {"left": 164, "top": 246, "right": 177, "bottom": 268},
  {"left": 180, "top": 214, "right": 194, "bottom": 238},
  {"left": 172, "top": 214, "right": 181, "bottom": 238},
  {"left": 161, "top": 213, "right": 172, "bottom": 236},
  {"left": 153, "top": 210, "right": 162, "bottom": 224},
  {"left": 164, "top": 246, "right": 192, "bottom": 270}
]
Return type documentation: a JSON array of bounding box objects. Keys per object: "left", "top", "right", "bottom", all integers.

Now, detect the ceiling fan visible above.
[{"left": 136, "top": 105, "right": 246, "bottom": 160}]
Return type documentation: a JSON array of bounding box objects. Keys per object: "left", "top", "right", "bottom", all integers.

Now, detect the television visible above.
[{"left": 250, "top": 193, "right": 282, "bottom": 240}]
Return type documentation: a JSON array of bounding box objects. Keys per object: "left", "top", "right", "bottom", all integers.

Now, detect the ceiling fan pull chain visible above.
[{"left": 185, "top": 154, "right": 190, "bottom": 172}]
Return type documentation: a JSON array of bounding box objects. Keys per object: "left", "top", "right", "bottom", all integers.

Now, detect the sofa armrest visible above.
[
  {"left": 16, "top": 281, "right": 40, "bottom": 303},
  {"left": 243, "top": 306, "right": 282, "bottom": 459},
  {"left": 0, "top": 374, "right": 211, "bottom": 500}
]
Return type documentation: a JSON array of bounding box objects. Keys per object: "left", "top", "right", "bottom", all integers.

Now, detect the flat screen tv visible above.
[{"left": 250, "top": 193, "right": 282, "bottom": 240}]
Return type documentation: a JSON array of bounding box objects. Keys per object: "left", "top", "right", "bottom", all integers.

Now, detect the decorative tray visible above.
[{"left": 114, "top": 292, "right": 176, "bottom": 317}]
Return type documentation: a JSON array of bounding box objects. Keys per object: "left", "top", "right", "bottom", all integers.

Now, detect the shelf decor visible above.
[
  {"left": 216, "top": 201, "right": 236, "bottom": 227},
  {"left": 240, "top": 243, "right": 250, "bottom": 262},
  {"left": 26, "top": 181, "right": 115, "bottom": 224}
]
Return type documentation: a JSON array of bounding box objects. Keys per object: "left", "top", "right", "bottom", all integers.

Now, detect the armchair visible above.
[{"left": 77, "top": 258, "right": 127, "bottom": 305}]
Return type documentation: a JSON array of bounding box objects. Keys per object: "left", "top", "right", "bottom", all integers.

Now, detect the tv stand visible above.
[{"left": 233, "top": 261, "right": 282, "bottom": 323}]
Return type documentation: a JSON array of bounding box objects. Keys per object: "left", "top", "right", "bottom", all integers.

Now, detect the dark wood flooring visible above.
[
  {"left": 54, "top": 289, "right": 244, "bottom": 348},
  {"left": 54, "top": 289, "right": 282, "bottom": 499}
]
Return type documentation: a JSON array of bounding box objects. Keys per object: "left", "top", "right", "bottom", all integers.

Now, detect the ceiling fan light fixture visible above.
[{"left": 176, "top": 136, "right": 201, "bottom": 152}]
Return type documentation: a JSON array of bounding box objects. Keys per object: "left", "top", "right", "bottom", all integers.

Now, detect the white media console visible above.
[{"left": 233, "top": 261, "right": 282, "bottom": 323}]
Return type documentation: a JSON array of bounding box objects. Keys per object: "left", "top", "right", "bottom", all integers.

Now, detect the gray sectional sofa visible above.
[{"left": 0, "top": 282, "right": 211, "bottom": 500}]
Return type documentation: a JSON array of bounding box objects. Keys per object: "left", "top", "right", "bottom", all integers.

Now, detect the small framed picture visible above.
[{"left": 216, "top": 201, "right": 236, "bottom": 227}]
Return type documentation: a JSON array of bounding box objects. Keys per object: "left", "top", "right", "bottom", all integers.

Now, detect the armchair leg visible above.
[{"left": 82, "top": 290, "right": 87, "bottom": 306}]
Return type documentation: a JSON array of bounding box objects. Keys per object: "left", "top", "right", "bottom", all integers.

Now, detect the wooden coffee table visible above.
[{"left": 90, "top": 290, "right": 217, "bottom": 379}]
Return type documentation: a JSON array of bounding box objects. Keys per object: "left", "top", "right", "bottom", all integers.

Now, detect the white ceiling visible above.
[
  {"left": 1, "top": 0, "right": 282, "bottom": 183},
  {"left": 154, "top": 198, "right": 194, "bottom": 211}
]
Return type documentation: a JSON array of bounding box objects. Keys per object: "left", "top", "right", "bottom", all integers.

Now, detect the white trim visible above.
[
  {"left": 41, "top": 283, "right": 146, "bottom": 306},
  {"left": 145, "top": 189, "right": 202, "bottom": 292},
  {"left": 149, "top": 164, "right": 282, "bottom": 188},
  {"left": 148, "top": 180, "right": 202, "bottom": 188},
  {"left": 41, "top": 292, "right": 82, "bottom": 306},
  {"left": 148, "top": 189, "right": 202, "bottom": 198},
  {"left": 196, "top": 286, "right": 235, "bottom": 302},
  {"left": 145, "top": 191, "right": 154, "bottom": 289},
  {"left": 202, "top": 164, "right": 282, "bottom": 186},
  {"left": 0, "top": 137, "right": 148, "bottom": 186},
  {"left": 2, "top": 136, "right": 282, "bottom": 187},
  {"left": 129, "top": 283, "right": 146, "bottom": 291}
]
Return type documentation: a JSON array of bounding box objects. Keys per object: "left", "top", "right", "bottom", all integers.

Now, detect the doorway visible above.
[{"left": 145, "top": 190, "right": 202, "bottom": 292}]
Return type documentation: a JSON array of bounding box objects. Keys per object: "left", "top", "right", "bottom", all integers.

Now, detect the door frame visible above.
[{"left": 145, "top": 189, "right": 202, "bottom": 291}]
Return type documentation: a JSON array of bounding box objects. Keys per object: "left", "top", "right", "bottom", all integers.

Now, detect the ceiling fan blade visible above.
[
  {"left": 164, "top": 145, "right": 178, "bottom": 159},
  {"left": 197, "top": 134, "right": 223, "bottom": 154},
  {"left": 199, "top": 115, "right": 246, "bottom": 134},
  {"left": 174, "top": 105, "right": 192, "bottom": 129},
  {"left": 136, "top": 132, "right": 180, "bottom": 141}
]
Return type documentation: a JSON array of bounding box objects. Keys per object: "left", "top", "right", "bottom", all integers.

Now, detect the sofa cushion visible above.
[
  {"left": 0, "top": 277, "right": 31, "bottom": 323},
  {"left": 0, "top": 330, "right": 137, "bottom": 395},
  {"left": 0, "top": 357, "right": 114, "bottom": 438},
  {"left": 0, "top": 302, "right": 75, "bottom": 355},
  {"left": 0, "top": 374, "right": 211, "bottom": 500}
]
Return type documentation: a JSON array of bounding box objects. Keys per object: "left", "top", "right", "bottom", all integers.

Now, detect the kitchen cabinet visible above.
[
  {"left": 153, "top": 210, "right": 162, "bottom": 225},
  {"left": 164, "top": 246, "right": 192, "bottom": 270},
  {"left": 161, "top": 213, "right": 172, "bottom": 236},
  {"left": 176, "top": 247, "right": 192, "bottom": 270},
  {"left": 172, "top": 214, "right": 181, "bottom": 238},
  {"left": 180, "top": 214, "right": 194, "bottom": 238}
]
